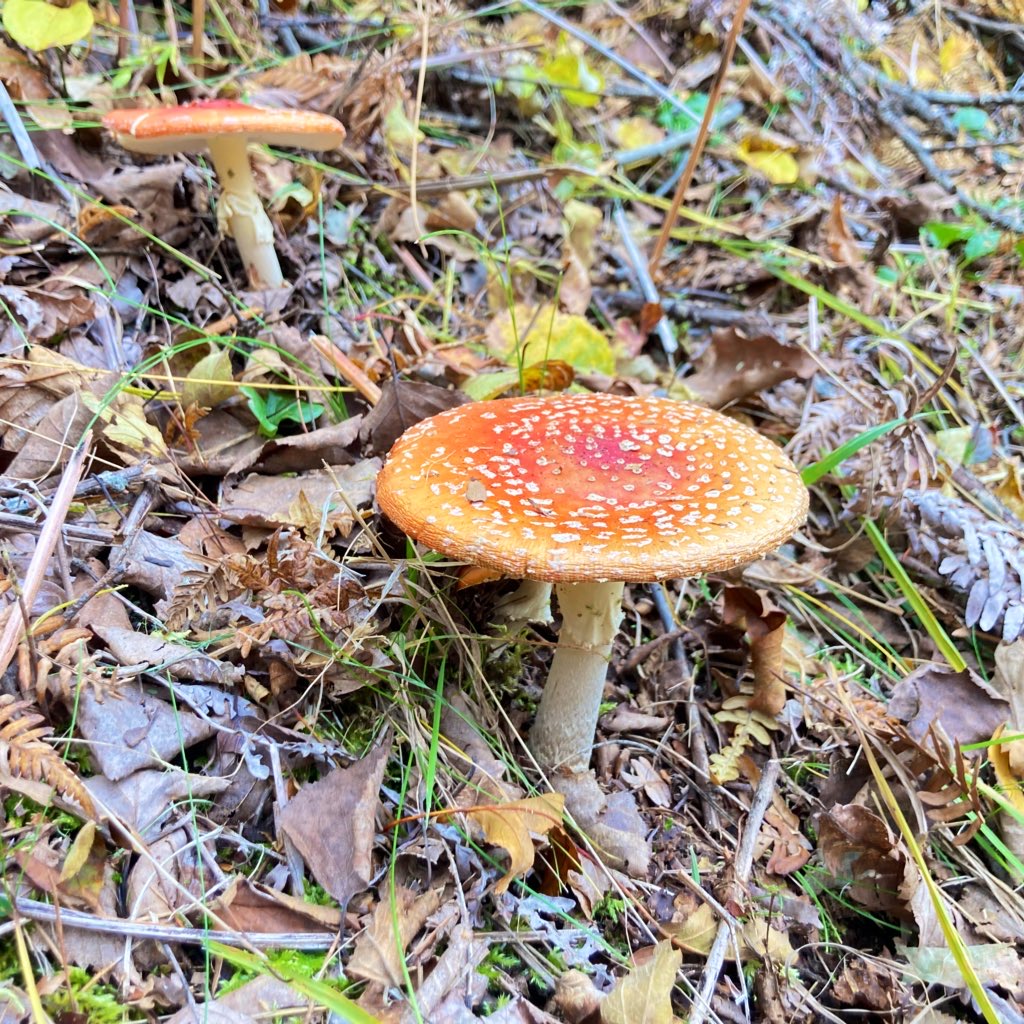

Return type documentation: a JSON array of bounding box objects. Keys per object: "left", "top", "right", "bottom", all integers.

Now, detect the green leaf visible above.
[
  {"left": 3, "top": 0, "right": 93, "bottom": 50},
  {"left": 952, "top": 106, "right": 990, "bottom": 136},
  {"left": 241, "top": 386, "right": 324, "bottom": 439},
  {"left": 924, "top": 221, "right": 974, "bottom": 249},
  {"left": 963, "top": 226, "right": 1000, "bottom": 263}
]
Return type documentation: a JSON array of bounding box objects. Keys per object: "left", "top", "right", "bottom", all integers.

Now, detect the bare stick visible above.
[
  {"left": 648, "top": 0, "right": 752, "bottom": 276},
  {"left": 689, "top": 759, "right": 780, "bottom": 1024},
  {"left": 0, "top": 435, "right": 90, "bottom": 678}
]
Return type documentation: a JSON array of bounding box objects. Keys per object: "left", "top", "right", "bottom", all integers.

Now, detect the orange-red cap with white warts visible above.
[
  {"left": 102, "top": 99, "right": 346, "bottom": 155},
  {"left": 376, "top": 393, "right": 808, "bottom": 583}
]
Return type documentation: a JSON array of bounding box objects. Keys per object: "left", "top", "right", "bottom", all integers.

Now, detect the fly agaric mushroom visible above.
[
  {"left": 377, "top": 393, "right": 808, "bottom": 772},
  {"left": 102, "top": 100, "right": 346, "bottom": 289}
]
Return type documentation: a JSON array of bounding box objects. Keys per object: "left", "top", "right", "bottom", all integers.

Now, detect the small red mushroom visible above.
[
  {"left": 102, "top": 100, "right": 346, "bottom": 289},
  {"left": 376, "top": 393, "right": 809, "bottom": 772}
]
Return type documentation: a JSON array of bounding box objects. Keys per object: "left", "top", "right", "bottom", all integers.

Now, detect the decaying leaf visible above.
[
  {"left": 887, "top": 664, "right": 1009, "bottom": 746},
  {"left": 462, "top": 792, "right": 565, "bottom": 894},
  {"left": 601, "top": 940, "right": 681, "bottom": 1024},
  {"left": 734, "top": 133, "right": 801, "bottom": 185},
  {"left": 722, "top": 586, "right": 789, "bottom": 715},
  {"left": 684, "top": 328, "right": 815, "bottom": 407},
  {"left": 660, "top": 903, "right": 716, "bottom": 956},
  {"left": 220, "top": 459, "right": 380, "bottom": 535},
  {"left": 279, "top": 736, "right": 391, "bottom": 905},
  {"left": 348, "top": 885, "right": 443, "bottom": 987},
  {"left": 818, "top": 804, "right": 914, "bottom": 918}
]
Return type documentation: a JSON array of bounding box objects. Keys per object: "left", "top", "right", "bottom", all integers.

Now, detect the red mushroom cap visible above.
[
  {"left": 101, "top": 99, "right": 346, "bottom": 155},
  {"left": 377, "top": 393, "right": 808, "bottom": 583}
]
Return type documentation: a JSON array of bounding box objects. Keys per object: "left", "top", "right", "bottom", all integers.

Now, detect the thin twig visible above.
[
  {"left": 689, "top": 759, "right": 781, "bottom": 1024},
  {"left": 648, "top": 0, "right": 752, "bottom": 275},
  {"left": 613, "top": 204, "right": 679, "bottom": 356},
  {"left": 0, "top": 436, "right": 91, "bottom": 678},
  {"left": 11, "top": 896, "right": 339, "bottom": 949}
]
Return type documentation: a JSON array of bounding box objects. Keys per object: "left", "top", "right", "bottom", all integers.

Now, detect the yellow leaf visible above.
[
  {"left": 3, "top": 0, "right": 93, "bottom": 51},
  {"left": 661, "top": 904, "right": 716, "bottom": 955},
  {"left": 487, "top": 303, "right": 615, "bottom": 375},
  {"left": 609, "top": 116, "right": 665, "bottom": 152},
  {"left": 991, "top": 725, "right": 1024, "bottom": 818},
  {"left": 939, "top": 34, "right": 973, "bottom": 78},
  {"left": 183, "top": 348, "right": 235, "bottom": 410},
  {"left": 59, "top": 820, "right": 96, "bottom": 883},
  {"left": 995, "top": 462, "right": 1024, "bottom": 521},
  {"left": 601, "top": 940, "right": 682, "bottom": 1024},
  {"left": 470, "top": 793, "right": 564, "bottom": 894},
  {"left": 82, "top": 392, "right": 167, "bottom": 457},
  {"left": 735, "top": 135, "right": 800, "bottom": 185}
]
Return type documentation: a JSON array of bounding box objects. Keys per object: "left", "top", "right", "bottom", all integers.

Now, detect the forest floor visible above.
[{"left": 2, "top": 0, "right": 1024, "bottom": 1021}]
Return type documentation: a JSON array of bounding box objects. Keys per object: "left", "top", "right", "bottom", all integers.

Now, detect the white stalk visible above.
[
  {"left": 206, "top": 136, "right": 284, "bottom": 289},
  {"left": 494, "top": 579, "right": 553, "bottom": 626},
  {"left": 529, "top": 580, "right": 625, "bottom": 772}
]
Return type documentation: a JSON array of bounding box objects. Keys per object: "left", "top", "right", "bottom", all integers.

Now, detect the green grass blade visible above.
[
  {"left": 863, "top": 519, "right": 965, "bottom": 671},
  {"left": 206, "top": 942, "right": 380, "bottom": 1023},
  {"left": 801, "top": 417, "right": 909, "bottom": 486}
]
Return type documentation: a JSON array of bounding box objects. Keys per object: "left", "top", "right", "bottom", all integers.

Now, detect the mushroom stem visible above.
[
  {"left": 494, "top": 579, "right": 553, "bottom": 627},
  {"left": 529, "top": 580, "right": 625, "bottom": 772},
  {"left": 206, "top": 135, "right": 284, "bottom": 289}
]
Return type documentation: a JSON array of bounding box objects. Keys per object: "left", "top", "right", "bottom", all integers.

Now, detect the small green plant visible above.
[
  {"left": 592, "top": 893, "right": 627, "bottom": 924},
  {"left": 924, "top": 214, "right": 1001, "bottom": 266},
  {"left": 240, "top": 385, "right": 324, "bottom": 439},
  {"left": 44, "top": 967, "right": 140, "bottom": 1023}
]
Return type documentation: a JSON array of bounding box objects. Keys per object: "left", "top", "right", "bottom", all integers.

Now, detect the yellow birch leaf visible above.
[
  {"left": 470, "top": 793, "right": 564, "bottom": 894},
  {"left": 735, "top": 136, "right": 800, "bottom": 185},
  {"left": 660, "top": 903, "right": 716, "bottom": 956},
  {"left": 601, "top": 940, "right": 682, "bottom": 1024},
  {"left": 59, "top": 820, "right": 96, "bottom": 883},
  {"left": 486, "top": 303, "right": 615, "bottom": 375},
  {"left": 3, "top": 0, "right": 93, "bottom": 51},
  {"left": 183, "top": 348, "right": 235, "bottom": 410}
]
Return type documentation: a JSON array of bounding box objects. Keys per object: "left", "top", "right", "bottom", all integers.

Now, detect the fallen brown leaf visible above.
[
  {"left": 279, "top": 735, "right": 391, "bottom": 905},
  {"left": 887, "top": 664, "right": 1010, "bottom": 746},
  {"left": 348, "top": 884, "right": 443, "bottom": 986},
  {"left": 684, "top": 327, "right": 816, "bottom": 407},
  {"left": 220, "top": 459, "right": 380, "bottom": 535}
]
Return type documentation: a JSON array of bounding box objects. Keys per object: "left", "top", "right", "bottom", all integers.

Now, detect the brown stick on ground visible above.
[
  {"left": 647, "top": 0, "right": 753, "bottom": 277},
  {"left": 0, "top": 435, "right": 91, "bottom": 678}
]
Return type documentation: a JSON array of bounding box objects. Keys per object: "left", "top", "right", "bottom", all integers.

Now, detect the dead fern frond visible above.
[
  {"left": 709, "top": 695, "right": 779, "bottom": 784},
  {"left": 0, "top": 697, "right": 95, "bottom": 819}
]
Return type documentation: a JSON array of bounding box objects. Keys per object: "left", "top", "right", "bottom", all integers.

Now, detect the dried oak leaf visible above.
[
  {"left": 818, "top": 804, "right": 914, "bottom": 919},
  {"left": 278, "top": 735, "right": 391, "bottom": 905},
  {"left": 887, "top": 664, "right": 1009, "bottom": 746},
  {"left": 684, "top": 328, "right": 815, "bottom": 407}
]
